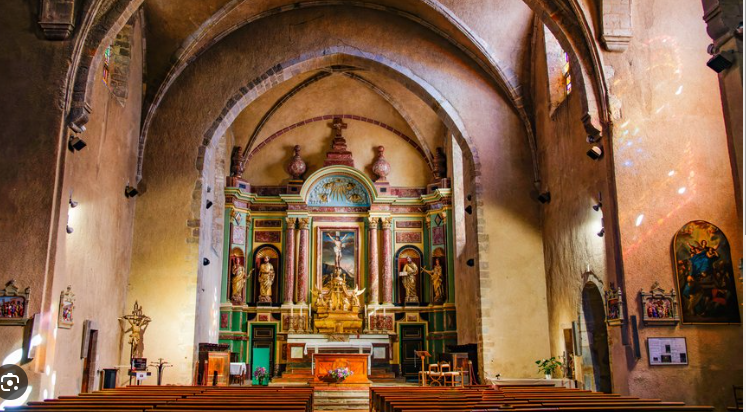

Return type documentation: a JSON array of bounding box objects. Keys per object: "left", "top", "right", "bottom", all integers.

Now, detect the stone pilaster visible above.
[
  {"left": 381, "top": 217, "right": 393, "bottom": 304},
  {"left": 368, "top": 217, "right": 380, "bottom": 304},
  {"left": 284, "top": 217, "right": 296, "bottom": 304},
  {"left": 297, "top": 217, "right": 310, "bottom": 303}
]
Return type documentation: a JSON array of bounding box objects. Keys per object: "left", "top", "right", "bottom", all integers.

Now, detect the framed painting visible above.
[
  {"left": 58, "top": 285, "right": 75, "bottom": 329},
  {"left": 0, "top": 280, "right": 31, "bottom": 326},
  {"left": 316, "top": 227, "right": 359, "bottom": 289},
  {"left": 672, "top": 220, "right": 740, "bottom": 324}
]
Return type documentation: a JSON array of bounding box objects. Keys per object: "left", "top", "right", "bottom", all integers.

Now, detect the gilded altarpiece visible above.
[{"left": 218, "top": 165, "right": 457, "bottom": 378}]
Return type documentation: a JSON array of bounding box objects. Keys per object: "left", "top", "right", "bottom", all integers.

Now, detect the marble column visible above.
[
  {"left": 284, "top": 217, "right": 296, "bottom": 304},
  {"left": 381, "top": 217, "right": 393, "bottom": 304},
  {"left": 297, "top": 217, "right": 310, "bottom": 304},
  {"left": 367, "top": 217, "right": 380, "bottom": 304}
]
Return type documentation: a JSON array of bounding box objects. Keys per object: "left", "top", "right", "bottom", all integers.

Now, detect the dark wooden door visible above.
[{"left": 399, "top": 325, "right": 425, "bottom": 381}]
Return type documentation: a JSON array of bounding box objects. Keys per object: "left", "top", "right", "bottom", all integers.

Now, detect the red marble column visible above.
[
  {"left": 297, "top": 217, "right": 310, "bottom": 304},
  {"left": 367, "top": 216, "right": 380, "bottom": 304},
  {"left": 381, "top": 217, "right": 393, "bottom": 304},
  {"left": 284, "top": 217, "right": 296, "bottom": 304}
]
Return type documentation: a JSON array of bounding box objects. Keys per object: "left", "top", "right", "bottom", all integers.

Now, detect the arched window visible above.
[{"left": 100, "top": 19, "right": 135, "bottom": 104}]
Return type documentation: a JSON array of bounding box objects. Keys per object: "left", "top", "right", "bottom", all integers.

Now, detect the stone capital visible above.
[
  {"left": 380, "top": 217, "right": 392, "bottom": 230},
  {"left": 297, "top": 217, "right": 310, "bottom": 230}
]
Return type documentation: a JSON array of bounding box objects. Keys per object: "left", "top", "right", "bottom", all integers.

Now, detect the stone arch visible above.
[
  {"left": 577, "top": 275, "right": 612, "bottom": 393},
  {"left": 66, "top": 0, "right": 145, "bottom": 131}
]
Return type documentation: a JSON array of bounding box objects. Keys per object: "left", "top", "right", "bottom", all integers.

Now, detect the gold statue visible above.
[
  {"left": 312, "top": 265, "right": 365, "bottom": 333},
  {"left": 421, "top": 259, "right": 445, "bottom": 304},
  {"left": 258, "top": 256, "right": 275, "bottom": 303},
  {"left": 230, "top": 257, "right": 252, "bottom": 304},
  {"left": 401, "top": 256, "right": 419, "bottom": 304},
  {"left": 120, "top": 301, "right": 151, "bottom": 358}
]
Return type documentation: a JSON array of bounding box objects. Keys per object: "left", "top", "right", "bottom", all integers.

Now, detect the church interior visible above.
[{"left": 0, "top": 0, "right": 743, "bottom": 410}]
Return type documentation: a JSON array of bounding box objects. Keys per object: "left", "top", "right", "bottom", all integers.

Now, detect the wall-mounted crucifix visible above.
[{"left": 331, "top": 117, "right": 348, "bottom": 137}]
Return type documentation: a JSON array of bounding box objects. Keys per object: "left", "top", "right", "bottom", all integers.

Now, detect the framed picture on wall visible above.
[
  {"left": 58, "top": 286, "right": 75, "bottom": 329},
  {"left": 316, "top": 227, "right": 359, "bottom": 289}
]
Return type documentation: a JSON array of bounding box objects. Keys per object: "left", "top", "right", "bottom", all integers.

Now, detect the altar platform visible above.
[{"left": 276, "top": 333, "right": 402, "bottom": 387}]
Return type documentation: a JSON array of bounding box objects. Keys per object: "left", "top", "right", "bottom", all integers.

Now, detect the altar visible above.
[{"left": 286, "top": 333, "right": 392, "bottom": 375}]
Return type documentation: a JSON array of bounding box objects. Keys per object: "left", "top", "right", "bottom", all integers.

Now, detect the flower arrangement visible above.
[
  {"left": 253, "top": 366, "right": 268, "bottom": 382},
  {"left": 535, "top": 357, "right": 563, "bottom": 378},
  {"left": 327, "top": 366, "right": 353, "bottom": 381}
]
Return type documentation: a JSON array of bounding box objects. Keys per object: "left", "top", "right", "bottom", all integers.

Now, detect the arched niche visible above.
[
  {"left": 252, "top": 245, "right": 282, "bottom": 306},
  {"left": 395, "top": 246, "right": 424, "bottom": 306}
]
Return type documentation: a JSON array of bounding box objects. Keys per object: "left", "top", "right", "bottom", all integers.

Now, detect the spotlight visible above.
[
  {"left": 68, "top": 135, "right": 87, "bottom": 152},
  {"left": 465, "top": 205, "right": 473, "bottom": 215},
  {"left": 466, "top": 259, "right": 475, "bottom": 267},
  {"left": 592, "top": 202, "right": 602, "bottom": 211},
  {"left": 206, "top": 200, "right": 213, "bottom": 209},
  {"left": 203, "top": 258, "right": 210, "bottom": 266},
  {"left": 706, "top": 51, "right": 734, "bottom": 73},
  {"left": 69, "top": 198, "right": 78, "bottom": 208},
  {"left": 597, "top": 228, "right": 605, "bottom": 237},
  {"left": 66, "top": 225, "right": 74, "bottom": 234},
  {"left": 586, "top": 145, "right": 603, "bottom": 160},
  {"left": 124, "top": 185, "right": 139, "bottom": 198},
  {"left": 586, "top": 134, "right": 601, "bottom": 143},
  {"left": 537, "top": 192, "right": 551, "bottom": 204},
  {"left": 68, "top": 123, "right": 86, "bottom": 134}
]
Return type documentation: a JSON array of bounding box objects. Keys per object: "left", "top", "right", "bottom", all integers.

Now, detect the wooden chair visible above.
[{"left": 426, "top": 363, "right": 443, "bottom": 386}]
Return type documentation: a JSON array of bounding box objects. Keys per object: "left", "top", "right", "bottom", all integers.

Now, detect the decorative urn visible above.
[
  {"left": 286, "top": 145, "right": 307, "bottom": 179},
  {"left": 371, "top": 146, "right": 391, "bottom": 181}
]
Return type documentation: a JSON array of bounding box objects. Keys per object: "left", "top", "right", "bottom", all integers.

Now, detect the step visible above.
[{"left": 315, "top": 390, "right": 369, "bottom": 397}]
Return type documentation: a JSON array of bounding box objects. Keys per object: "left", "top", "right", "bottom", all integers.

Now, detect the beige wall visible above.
[
  {"left": 595, "top": 0, "right": 742, "bottom": 409},
  {"left": 132, "top": 6, "right": 549, "bottom": 383},
  {"left": 0, "top": 3, "right": 142, "bottom": 402}
]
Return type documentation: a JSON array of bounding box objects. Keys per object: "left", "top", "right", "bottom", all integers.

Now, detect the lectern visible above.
[{"left": 414, "top": 350, "right": 431, "bottom": 387}]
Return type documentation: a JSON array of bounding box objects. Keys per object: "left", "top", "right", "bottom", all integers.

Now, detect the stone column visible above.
[
  {"left": 297, "top": 217, "right": 310, "bottom": 304},
  {"left": 367, "top": 217, "right": 380, "bottom": 304},
  {"left": 381, "top": 217, "right": 393, "bottom": 304},
  {"left": 284, "top": 217, "right": 296, "bottom": 304}
]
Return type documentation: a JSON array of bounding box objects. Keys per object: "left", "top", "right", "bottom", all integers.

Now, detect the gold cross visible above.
[{"left": 331, "top": 118, "right": 348, "bottom": 137}]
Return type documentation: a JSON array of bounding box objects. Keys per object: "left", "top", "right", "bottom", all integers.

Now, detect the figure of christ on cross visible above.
[{"left": 326, "top": 232, "right": 349, "bottom": 269}]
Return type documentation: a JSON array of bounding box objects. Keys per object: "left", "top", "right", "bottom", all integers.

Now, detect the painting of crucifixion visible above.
[{"left": 318, "top": 228, "right": 358, "bottom": 289}]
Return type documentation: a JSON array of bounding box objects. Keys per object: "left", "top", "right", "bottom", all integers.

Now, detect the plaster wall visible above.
[
  {"left": 244, "top": 121, "right": 431, "bottom": 187},
  {"left": 532, "top": 23, "right": 618, "bottom": 388},
  {"left": 131, "top": 6, "right": 549, "bottom": 383},
  {"left": 44, "top": 17, "right": 143, "bottom": 394},
  {"left": 599, "top": 0, "right": 743, "bottom": 409},
  {"left": 0, "top": 2, "right": 142, "bottom": 400}
]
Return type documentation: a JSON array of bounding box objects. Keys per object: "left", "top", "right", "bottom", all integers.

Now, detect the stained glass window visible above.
[
  {"left": 102, "top": 46, "right": 111, "bottom": 85},
  {"left": 562, "top": 52, "right": 572, "bottom": 95}
]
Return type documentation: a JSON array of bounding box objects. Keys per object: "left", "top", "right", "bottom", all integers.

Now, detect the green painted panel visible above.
[{"left": 251, "top": 347, "right": 271, "bottom": 385}]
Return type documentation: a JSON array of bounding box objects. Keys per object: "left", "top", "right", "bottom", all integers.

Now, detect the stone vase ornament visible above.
[
  {"left": 371, "top": 146, "right": 391, "bottom": 182},
  {"left": 286, "top": 145, "right": 307, "bottom": 180}
]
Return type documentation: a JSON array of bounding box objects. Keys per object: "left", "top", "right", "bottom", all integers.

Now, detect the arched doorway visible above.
[{"left": 579, "top": 283, "right": 612, "bottom": 393}]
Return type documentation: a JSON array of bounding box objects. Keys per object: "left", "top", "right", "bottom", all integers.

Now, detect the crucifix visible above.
[{"left": 331, "top": 118, "right": 348, "bottom": 137}]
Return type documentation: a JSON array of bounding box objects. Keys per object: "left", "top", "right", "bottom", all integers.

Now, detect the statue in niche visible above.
[
  {"left": 401, "top": 256, "right": 419, "bottom": 304},
  {"left": 421, "top": 259, "right": 445, "bottom": 304},
  {"left": 121, "top": 301, "right": 151, "bottom": 359},
  {"left": 230, "top": 256, "right": 252, "bottom": 304},
  {"left": 257, "top": 256, "right": 276, "bottom": 303}
]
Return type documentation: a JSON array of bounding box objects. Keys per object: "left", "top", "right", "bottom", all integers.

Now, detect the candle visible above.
[{"left": 291, "top": 305, "right": 294, "bottom": 318}]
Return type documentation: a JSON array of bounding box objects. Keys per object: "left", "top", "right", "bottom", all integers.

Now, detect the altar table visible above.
[{"left": 313, "top": 353, "right": 371, "bottom": 384}]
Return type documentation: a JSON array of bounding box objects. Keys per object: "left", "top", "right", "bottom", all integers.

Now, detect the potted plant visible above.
[
  {"left": 535, "top": 357, "right": 563, "bottom": 379},
  {"left": 327, "top": 366, "right": 353, "bottom": 383},
  {"left": 253, "top": 366, "right": 269, "bottom": 386}
]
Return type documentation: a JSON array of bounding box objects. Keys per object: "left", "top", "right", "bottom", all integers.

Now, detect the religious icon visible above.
[
  {"left": 58, "top": 285, "right": 75, "bottom": 329},
  {"left": 672, "top": 220, "right": 740, "bottom": 323},
  {"left": 257, "top": 255, "right": 276, "bottom": 303},
  {"left": 421, "top": 259, "right": 445, "bottom": 304},
  {"left": 401, "top": 256, "right": 419, "bottom": 304},
  {"left": 319, "top": 229, "right": 358, "bottom": 289},
  {"left": 230, "top": 255, "right": 251, "bottom": 305},
  {"left": 0, "top": 280, "right": 30, "bottom": 325},
  {"left": 639, "top": 282, "right": 680, "bottom": 326},
  {"left": 120, "top": 301, "right": 151, "bottom": 358}
]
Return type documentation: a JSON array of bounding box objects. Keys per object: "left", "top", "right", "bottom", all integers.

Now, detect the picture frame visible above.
[
  {"left": 316, "top": 227, "right": 360, "bottom": 289},
  {"left": 604, "top": 286, "right": 624, "bottom": 326},
  {"left": 58, "top": 285, "right": 75, "bottom": 329},
  {"left": 639, "top": 282, "right": 680, "bottom": 326},
  {"left": 0, "top": 280, "right": 31, "bottom": 326},
  {"left": 646, "top": 337, "right": 688, "bottom": 366}
]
